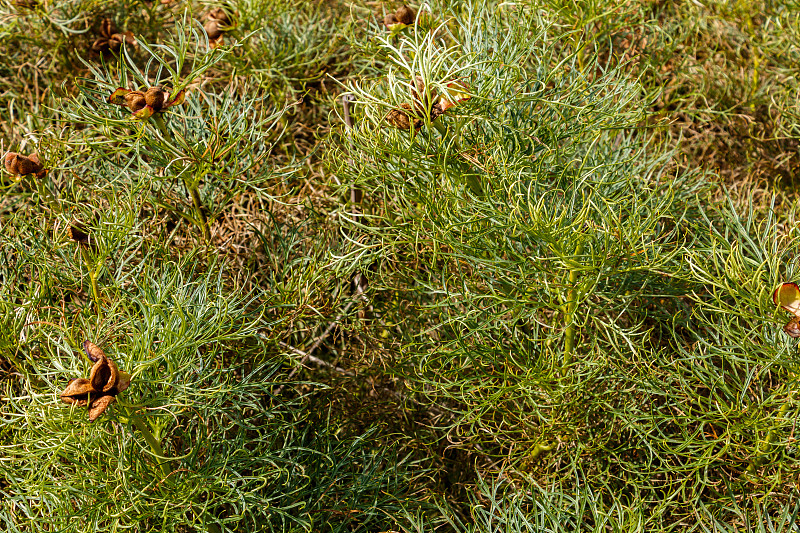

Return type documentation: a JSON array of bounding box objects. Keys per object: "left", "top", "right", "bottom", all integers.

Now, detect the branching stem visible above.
[
  {"left": 80, "top": 247, "right": 102, "bottom": 319},
  {"left": 746, "top": 394, "right": 794, "bottom": 476},
  {"left": 563, "top": 242, "right": 584, "bottom": 369}
]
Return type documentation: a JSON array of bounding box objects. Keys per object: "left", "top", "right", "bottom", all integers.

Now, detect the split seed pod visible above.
[
  {"left": 384, "top": 5, "right": 416, "bottom": 28},
  {"left": 67, "top": 223, "right": 94, "bottom": 249},
  {"left": 60, "top": 341, "right": 131, "bottom": 422},
  {"left": 4, "top": 152, "right": 45, "bottom": 178},
  {"left": 773, "top": 282, "right": 800, "bottom": 338},
  {"left": 92, "top": 18, "right": 136, "bottom": 56},
  {"left": 108, "top": 85, "right": 186, "bottom": 120},
  {"left": 386, "top": 103, "right": 423, "bottom": 130},
  {"left": 204, "top": 7, "right": 233, "bottom": 46},
  {"left": 438, "top": 80, "right": 472, "bottom": 112}
]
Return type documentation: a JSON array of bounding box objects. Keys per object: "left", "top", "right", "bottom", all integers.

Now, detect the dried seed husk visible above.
[
  {"left": 145, "top": 87, "right": 166, "bottom": 112},
  {"left": 784, "top": 317, "right": 800, "bottom": 338},
  {"left": 83, "top": 340, "right": 105, "bottom": 362},
  {"left": 60, "top": 378, "right": 94, "bottom": 405},
  {"left": 115, "top": 371, "right": 132, "bottom": 394},
  {"left": 394, "top": 5, "right": 415, "bottom": 25},
  {"left": 89, "top": 356, "right": 115, "bottom": 393},
  {"left": 774, "top": 282, "right": 800, "bottom": 316},
  {"left": 87, "top": 394, "right": 115, "bottom": 422},
  {"left": 207, "top": 7, "right": 231, "bottom": 24},
  {"left": 4, "top": 152, "right": 43, "bottom": 176},
  {"left": 126, "top": 92, "right": 147, "bottom": 113},
  {"left": 387, "top": 104, "right": 423, "bottom": 130},
  {"left": 99, "top": 18, "right": 116, "bottom": 38},
  {"left": 108, "top": 32, "right": 136, "bottom": 51},
  {"left": 204, "top": 20, "right": 224, "bottom": 40}
]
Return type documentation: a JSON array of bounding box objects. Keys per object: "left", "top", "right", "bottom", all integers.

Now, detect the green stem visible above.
[
  {"left": 80, "top": 247, "right": 102, "bottom": 319},
  {"left": 187, "top": 183, "right": 211, "bottom": 242},
  {"left": 153, "top": 114, "right": 211, "bottom": 241},
  {"left": 530, "top": 441, "right": 555, "bottom": 461},
  {"left": 746, "top": 397, "right": 794, "bottom": 475},
  {"left": 563, "top": 243, "right": 584, "bottom": 369},
  {"left": 131, "top": 414, "right": 171, "bottom": 478},
  {"left": 129, "top": 412, "right": 221, "bottom": 532}
]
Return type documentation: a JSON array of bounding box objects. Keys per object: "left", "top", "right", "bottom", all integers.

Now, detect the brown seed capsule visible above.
[
  {"left": 207, "top": 7, "right": 231, "bottom": 25},
  {"left": 145, "top": 86, "right": 166, "bottom": 112},
  {"left": 4, "top": 152, "right": 44, "bottom": 176},
  {"left": 68, "top": 223, "right": 93, "bottom": 248},
  {"left": 108, "top": 31, "right": 136, "bottom": 52},
  {"left": 124, "top": 92, "right": 147, "bottom": 113},
  {"left": 204, "top": 20, "right": 224, "bottom": 40},
  {"left": 784, "top": 317, "right": 800, "bottom": 338},
  {"left": 83, "top": 340, "right": 105, "bottom": 362},
  {"left": 394, "top": 5, "right": 416, "bottom": 25},
  {"left": 387, "top": 103, "right": 423, "bottom": 130},
  {"left": 60, "top": 341, "right": 132, "bottom": 421},
  {"left": 92, "top": 18, "right": 136, "bottom": 56},
  {"left": 204, "top": 7, "right": 232, "bottom": 45}
]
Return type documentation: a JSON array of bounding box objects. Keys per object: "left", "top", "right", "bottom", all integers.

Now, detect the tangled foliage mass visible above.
[{"left": 1, "top": 0, "right": 800, "bottom": 531}]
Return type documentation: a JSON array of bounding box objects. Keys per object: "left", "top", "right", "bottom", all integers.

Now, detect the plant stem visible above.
[
  {"left": 80, "top": 247, "right": 102, "bottom": 319},
  {"left": 188, "top": 183, "right": 211, "bottom": 242},
  {"left": 746, "top": 396, "right": 794, "bottom": 476},
  {"left": 530, "top": 441, "right": 555, "bottom": 461},
  {"left": 152, "top": 114, "right": 211, "bottom": 242},
  {"left": 130, "top": 412, "right": 221, "bottom": 532},
  {"left": 131, "top": 413, "right": 171, "bottom": 478},
  {"left": 563, "top": 242, "right": 584, "bottom": 369}
]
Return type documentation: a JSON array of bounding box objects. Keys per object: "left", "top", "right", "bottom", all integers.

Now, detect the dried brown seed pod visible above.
[
  {"left": 394, "top": 5, "right": 416, "bottom": 25},
  {"left": 83, "top": 340, "right": 105, "bottom": 362},
  {"left": 784, "top": 317, "right": 800, "bottom": 338},
  {"left": 92, "top": 18, "right": 136, "bottom": 56},
  {"left": 67, "top": 223, "right": 93, "bottom": 248},
  {"left": 204, "top": 7, "right": 233, "bottom": 45},
  {"left": 4, "top": 152, "right": 44, "bottom": 177},
  {"left": 204, "top": 20, "right": 224, "bottom": 41},
  {"left": 107, "top": 32, "right": 136, "bottom": 52},
  {"left": 386, "top": 103, "right": 423, "bottom": 130},
  {"left": 145, "top": 86, "right": 166, "bottom": 112},
  {"left": 60, "top": 341, "right": 132, "bottom": 421},
  {"left": 207, "top": 7, "right": 231, "bottom": 24},
  {"left": 109, "top": 86, "right": 185, "bottom": 119},
  {"left": 125, "top": 91, "right": 148, "bottom": 113}
]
